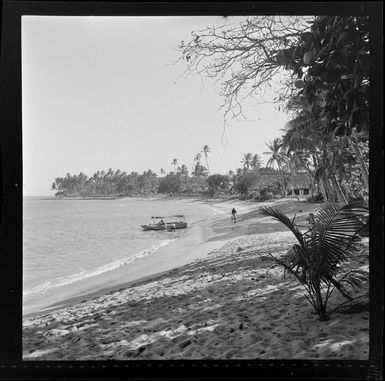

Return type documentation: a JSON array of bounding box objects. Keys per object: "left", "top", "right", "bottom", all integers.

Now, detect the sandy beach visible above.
[{"left": 23, "top": 198, "right": 369, "bottom": 360}]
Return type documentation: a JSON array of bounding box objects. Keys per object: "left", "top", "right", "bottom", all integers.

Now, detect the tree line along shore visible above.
[{"left": 51, "top": 136, "right": 367, "bottom": 205}]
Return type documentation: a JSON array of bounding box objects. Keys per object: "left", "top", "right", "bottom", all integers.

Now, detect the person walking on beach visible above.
[{"left": 231, "top": 208, "right": 237, "bottom": 223}]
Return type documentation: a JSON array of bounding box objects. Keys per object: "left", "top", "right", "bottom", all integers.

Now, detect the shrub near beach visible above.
[{"left": 259, "top": 202, "right": 369, "bottom": 321}]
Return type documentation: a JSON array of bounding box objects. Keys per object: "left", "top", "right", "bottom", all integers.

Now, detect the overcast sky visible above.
[{"left": 22, "top": 16, "right": 291, "bottom": 196}]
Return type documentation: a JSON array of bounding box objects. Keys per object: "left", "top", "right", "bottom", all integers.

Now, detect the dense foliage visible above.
[
  {"left": 281, "top": 16, "right": 370, "bottom": 203},
  {"left": 286, "top": 16, "right": 370, "bottom": 137},
  {"left": 51, "top": 149, "right": 289, "bottom": 200},
  {"left": 51, "top": 165, "right": 281, "bottom": 199}
]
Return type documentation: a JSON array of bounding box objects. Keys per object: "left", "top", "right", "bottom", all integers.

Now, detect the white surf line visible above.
[{"left": 23, "top": 238, "right": 177, "bottom": 297}]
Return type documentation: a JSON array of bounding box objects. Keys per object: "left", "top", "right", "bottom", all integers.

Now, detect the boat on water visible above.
[{"left": 141, "top": 215, "right": 187, "bottom": 231}]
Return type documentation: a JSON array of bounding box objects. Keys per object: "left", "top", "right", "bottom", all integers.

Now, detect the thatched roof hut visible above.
[
  {"left": 250, "top": 171, "right": 313, "bottom": 196},
  {"left": 252, "top": 171, "right": 281, "bottom": 187},
  {"left": 251, "top": 171, "right": 311, "bottom": 188}
]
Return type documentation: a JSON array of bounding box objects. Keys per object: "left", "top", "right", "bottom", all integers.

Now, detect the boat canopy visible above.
[{"left": 151, "top": 215, "right": 185, "bottom": 219}]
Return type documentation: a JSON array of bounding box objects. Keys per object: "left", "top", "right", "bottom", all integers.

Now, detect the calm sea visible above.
[{"left": 23, "top": 197, "right": 214, "bottom": 314}]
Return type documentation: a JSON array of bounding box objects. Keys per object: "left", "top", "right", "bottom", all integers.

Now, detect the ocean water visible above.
[{"left": 23, "top": 197, "right": 214, "bottom": 313}]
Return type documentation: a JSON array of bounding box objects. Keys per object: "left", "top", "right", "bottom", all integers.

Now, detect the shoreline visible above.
[
  {"left": 39, "top": 194, "right": 217, "bottom": 201},
  {"left": 23, "top": 197, "right": 316, "bottom": 318},
  {"left": 23, "top": 197, "right": 226, "bottom": 317},
  {"left": 23, "top": 198, "right": 369, "bottom": 360}
]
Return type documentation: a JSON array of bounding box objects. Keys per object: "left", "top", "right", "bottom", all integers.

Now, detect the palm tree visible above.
[
  {"left": 192, "top": 163, "right": 208, "bottom": 178},
  {"left": 259, "top": 202, "right": 369, "bottom": 321},
  {"left": 251, "top": 154, "right": 263, "bottom": 169},
  {"left": 171, "top": 158, "right": 178, "bottom": 173},
  {"left": 179, "top": 164, "right": 189, "bottom": 177},
  {"left": 227, "top": 170, "right": 235, "bottom": 193},
  {"left": 202, "top": 145, "right": 215, "bottom": 196},
  {"left": 264, "top": 138, "right": 288, "bottom": 197},
  {"left": 241, "top": 153, "right": 253, "bottom": 171},
  {"left": 194, "top": 152, "right": 202, "bottom": 164},
  {"left": 235, "top": 168, "right": 243, "bottom": 180},
  {"left": 202, "top": 145, "right": 211, "bottom": 173}
]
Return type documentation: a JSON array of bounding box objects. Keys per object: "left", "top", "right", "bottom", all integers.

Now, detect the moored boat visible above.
[{"left": 141, "top": 215, "right": 187, "bottom": 231}]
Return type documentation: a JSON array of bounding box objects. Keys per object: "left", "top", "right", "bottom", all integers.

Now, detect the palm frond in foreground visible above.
[{"left": 259, "top": 202, "right": 369, "bottom": 321}]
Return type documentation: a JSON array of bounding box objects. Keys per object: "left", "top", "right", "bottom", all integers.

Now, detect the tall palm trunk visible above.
[
  {"left": 309, "top": 177, "right": 314, "bottom": 199},
  {"left": 331, "top": 175, "right": 348, "bottom": 204},
  {"left": 205, "top": 158, "right": 215, "bottom": 197},
  {"left": 203, "top": 147, "right": 215, "bottom": 197},
  {"left": 277, "top": 164, "right": 286, "bottom": 197},
  {"left": 319, "top": 178, "right": 329, "bottom": 202}
]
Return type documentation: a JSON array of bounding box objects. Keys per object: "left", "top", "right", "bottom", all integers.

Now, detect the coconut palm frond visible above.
[
  {"left": 280, "top": 245, "right": 303, "bottom": 268},
  {"left": 334, "top": 203, "right": 366, "bottom": 235},
  {"left": 261, "top": 201, "right": 369, "bottom": 321},
  {"left": 321, "top": 202, "right": 369, "bottom": 234},
  {"left": 324, "top": 269, "right": 369, "bottom": 302},
  {"left": 338, "top": 269, "right": 369, "bottom": 290},
  {"left": 259, "top": 206, "right": 305, "bottom": 248},
  {"left": 338, "top": 203, "right": 369, "bottom": 232},
  {"left": 265, "top": 252, "right": 291, "bottom": 274},
  {"left": 265, "top": 157, "right": 276, "bottom": 168},
  {"left": 266, "top": 247, "right": 306, "bottom": 282},
  {"left": 308, "top": 202, "right": 368, "bottom": 263},
  {"left": 324, "top": 274, "right": 354, "bottom": 300},
  {"left": 280, "top": 244, "right": 310, "bottom": 281},
  {"left": 314, "top": 202, "right": 368, "bottom": 243}
]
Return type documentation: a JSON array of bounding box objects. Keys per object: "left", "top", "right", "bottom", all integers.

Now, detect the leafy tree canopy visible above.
[
  {"left": 177, "top": 16, "right": 314, "bottom": 119},
  {"left": 178, "top": 15, "right": 370, "bottom": 138}
]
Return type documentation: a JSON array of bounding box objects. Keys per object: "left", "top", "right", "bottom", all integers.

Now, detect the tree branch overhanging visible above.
[{"left": 175, "top": 16, "right": 315, "bottom": 120}]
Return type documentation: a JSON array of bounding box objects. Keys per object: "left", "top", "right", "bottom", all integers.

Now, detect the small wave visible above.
[{"left": 23, "top": 238, "right": 176, "bottom": 297}]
